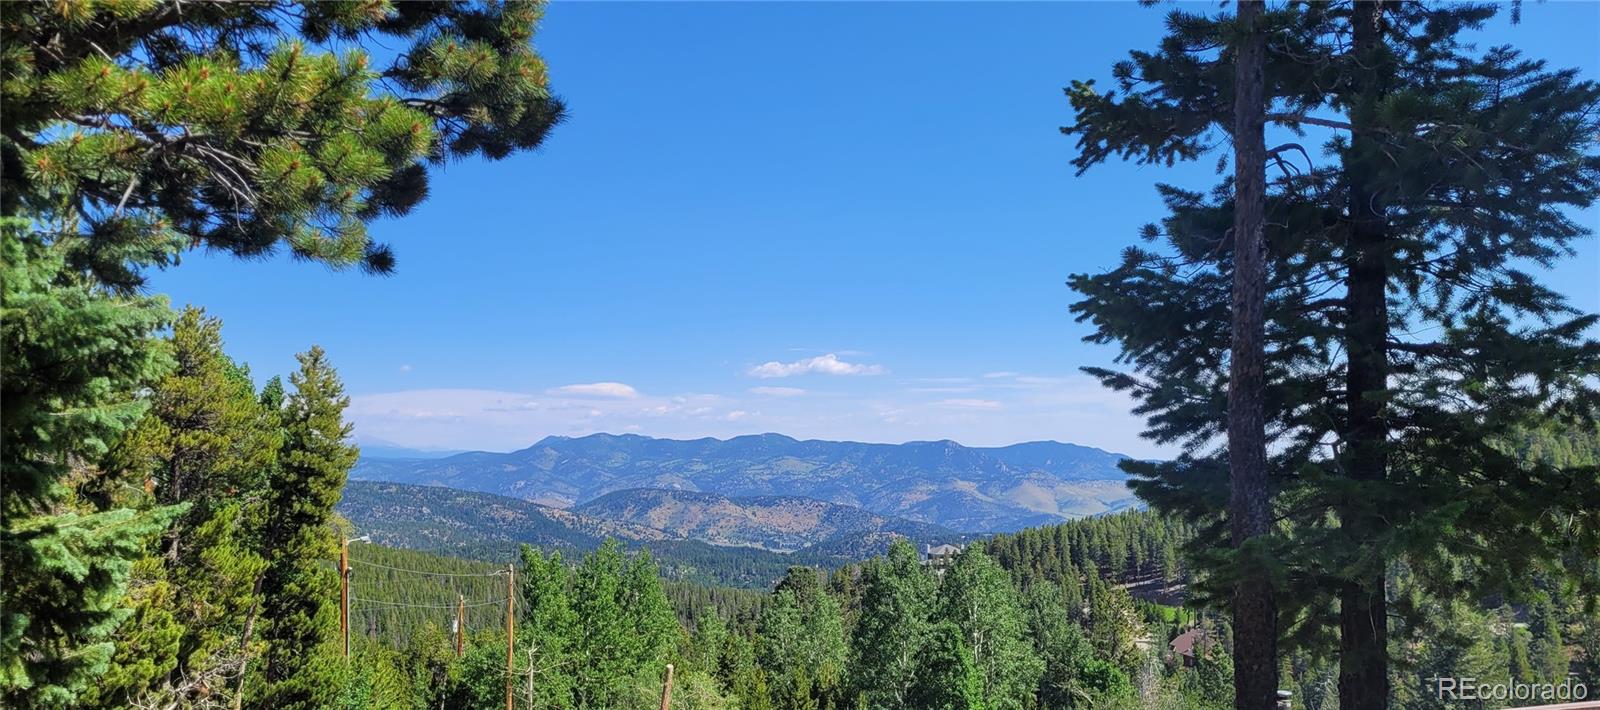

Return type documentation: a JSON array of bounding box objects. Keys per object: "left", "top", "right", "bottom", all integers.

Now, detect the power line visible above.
[
  {"left": 350, "top": 596, "right": 509, "bottom": 610},
  {"left": 347, "top": 557, "right": 507, "bottom": 578}
]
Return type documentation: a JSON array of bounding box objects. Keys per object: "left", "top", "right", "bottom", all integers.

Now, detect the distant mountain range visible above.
[
  {"left": 574, "top": 488, "right": 959, "bottom": 552},
  {"left": 351, "top": 432, "right": 1140, "bottom": 532},
  {"left": 353, "top": 437, "right": 467, "bottom": 460},
  {"left": 336, "top": 480, "right": 963, "bottom": 587}
]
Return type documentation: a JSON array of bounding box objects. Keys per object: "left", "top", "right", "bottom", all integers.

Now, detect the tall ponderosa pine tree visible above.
[
  {"left": 1065, "top": 2, "right": 1600, "bottom": 707},
  {"left": 1224, "top": 1, "right": 1280, "bottom": 707},
  {"left": 1, "top": 0, "right": 565, "bottom": 288},
  {"left": 0, "top": 219, "right": 178, "bottom": 708},
  {"left": 253, "top": 346, "right": 359, "bottom": 709},
  {"left": 86, "top": 308, "right": 281, "bottom": 708}
]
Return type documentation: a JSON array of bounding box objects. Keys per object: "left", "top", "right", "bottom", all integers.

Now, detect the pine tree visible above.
[
  {"left": 758, "top": 567, "right": 847, "bottom": 709},
  {"left": 1183, "top": 640, "right": 1235, "bottom": 710},
  {"left": 142, "top": 308, "right": 281, "bottom": 560},
  {"left": 1223, "top": 2, "right": 1280, "bottom": 706},
  {"left": 1, "top": 0, "right": 564, "bottom": 289},
  {"left": 1390, "top": 592, "right": 1506, "bottom": 709},
  {"left": 1023, "top": 582, "right": 1099, "bottom": 708},
  {"left": 1064, "top": 4, "right": 1600, "bottom": 705},
  {"left": 936, "top": 547, "right": 1042, "bottom": 710},
  {"left": 1085, "top": 575, "right": 1145, "bottom": 675},
  {"left": 0, "top": 218, "right": 180, "bottom": 708},
  {"left": 84, "top": 308, "right": 280, "bottom": 708},
  {"left": 78, "top": 556, "right": 183, "bottom": 707},
  {"left": 687, "top": 612, "right": 729, "bottom": 680},
  {"left": 253, "top": 346, "right": 358, "bottom": 709},
  {"left": 1575, "top": 608, "right": 1600, "bottom": 689},
  {"left": 1527, "top": 594, "right": 1569, "bottom": 684}
]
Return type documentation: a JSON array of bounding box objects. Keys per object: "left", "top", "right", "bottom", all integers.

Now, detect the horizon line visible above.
[{"left": 356, "top": 430, "right": 1133, "bottom": 458}]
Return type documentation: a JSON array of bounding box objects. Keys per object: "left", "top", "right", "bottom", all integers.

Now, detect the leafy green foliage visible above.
[
  {"left": 848, "top": 539, "right": 937, "bottom": 707},
  {"left": 937, "top": 548, "right": 1042, "bottom": 709},
  {"left": 909, "top": 621, "right": 987, "bottom": 710},
  {"left": 757, "top": 567, "right": 847, "bottom": 709}
]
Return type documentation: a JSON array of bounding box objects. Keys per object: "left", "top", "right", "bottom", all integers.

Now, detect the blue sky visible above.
[{"left": 147, "top": 2, "right": 1600, "bottom": 458}]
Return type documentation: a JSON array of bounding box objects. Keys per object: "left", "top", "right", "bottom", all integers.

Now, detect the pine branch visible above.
[{"left": 1265, "top": 113, "right": 1354, "bottom": 131}]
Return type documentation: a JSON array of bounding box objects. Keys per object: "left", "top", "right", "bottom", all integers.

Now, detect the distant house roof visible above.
[
  {"left": 924, "top": 544, "right": 963, "bottom": 557},
  {"left": 1170, "top": 629, "right": 1214, "bottom": 658}
]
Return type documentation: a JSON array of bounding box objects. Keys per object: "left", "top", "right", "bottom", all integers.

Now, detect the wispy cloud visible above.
[
  {"left": 982, "top": 371, "right": 1017, "bottom": 379},
  {"left": 346, "top": 372, "right": 1166, "bottom": 459},
  {"left": 749, "top": 386, "right": 807, "bottom": 397},
  {"left": 747, "top": 353, "right": 885, "bottom": 378},
  {"left": 398, "top": 364, "right": 414, "bottom": 373},
  {"left": 550, "top": 382, "right": 640, "bottom": 399},
  {"left": 935, "top": 398, "right": 1003, "bottom": 409}
]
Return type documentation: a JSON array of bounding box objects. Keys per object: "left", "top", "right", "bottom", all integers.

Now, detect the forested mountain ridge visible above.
[
  {"left": 352, "top": 432, "right": 1138, "bottom": 532},
  {"left": 574, "top": 488, "right": 961, "bottom": 552},
  {"left": 337, "top": 480, "right": 960, "bottom": 588},
  {"left": 338, "top": 480, "right": 673, "bottom": 551}
]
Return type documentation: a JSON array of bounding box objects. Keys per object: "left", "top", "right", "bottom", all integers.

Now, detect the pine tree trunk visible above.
[
  {"left": 231, "top": 574, "right": 264, "bottom": 710},
  {"left": 1339, "top": 2, "right": 1390, "bottom": 708},
  {"left": 1227, "top": 3, "right": 1278, "bottom": 708}
]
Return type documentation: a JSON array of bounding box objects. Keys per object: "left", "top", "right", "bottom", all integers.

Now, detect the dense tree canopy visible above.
[
  {"left": 1, "top": 3, "right": 564, "bottom": 705},
  {"left": 0, "top": 218, "right": 178, "bottom": 707},
  {"left": 1064, "top": 2, "right": 1600, "bottom": 704}
]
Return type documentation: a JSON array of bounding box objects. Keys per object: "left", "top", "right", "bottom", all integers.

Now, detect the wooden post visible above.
[
  {"left": 340, "top": 538, "right": 350, "bottom": 662},
  {"left": 455, "top": 593, "right": 465, "bottom": 658},
  {"left": 658, "top": 663, "right": 674, "bottom": 710},
  {"left": 506, "top": 564, "right": 515, "bottom": 710}
]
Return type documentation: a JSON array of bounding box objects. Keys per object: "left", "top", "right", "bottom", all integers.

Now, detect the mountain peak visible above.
[{"left": 352, "top": 433, "right": 1139, "bottom": 533}]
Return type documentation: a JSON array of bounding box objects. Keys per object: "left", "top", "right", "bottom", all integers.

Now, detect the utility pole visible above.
[
  {"left": 506, "top": 564, "right": 515, "bottom": 710},
  {"left": 659, "top": 663, "right": 674, "bottom": 710},
  {"left": 341, "top": 535, "right": 368, "bottom": 663},
  {"left": 340, "top": 537, "right": 350, "bottom": 662},
  {"left": 455, "top": 593, "right": 465, "bottom": 658}
]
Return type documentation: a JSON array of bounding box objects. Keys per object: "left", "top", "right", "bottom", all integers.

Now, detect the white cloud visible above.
[
  {"left": 935, "top": 398, "right": 1003, "bottom": 410},
  {"left": 747, "top": 353, "right": 885, "bottom": 378},
  {"left": 398, "top": 364, "right": 414, "bottom": 373},
  {"left": 749, "top": 386, "right": 807, "bottom": 397},
  {"left": 346, "top": 372, "right": 1170, "bottom": 459},
  {"left": 550, "top": 382, "right": 640, "bottom": 399},
  {"left": 982, "top": 371, "right": 1017, "bottom": 379}
]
